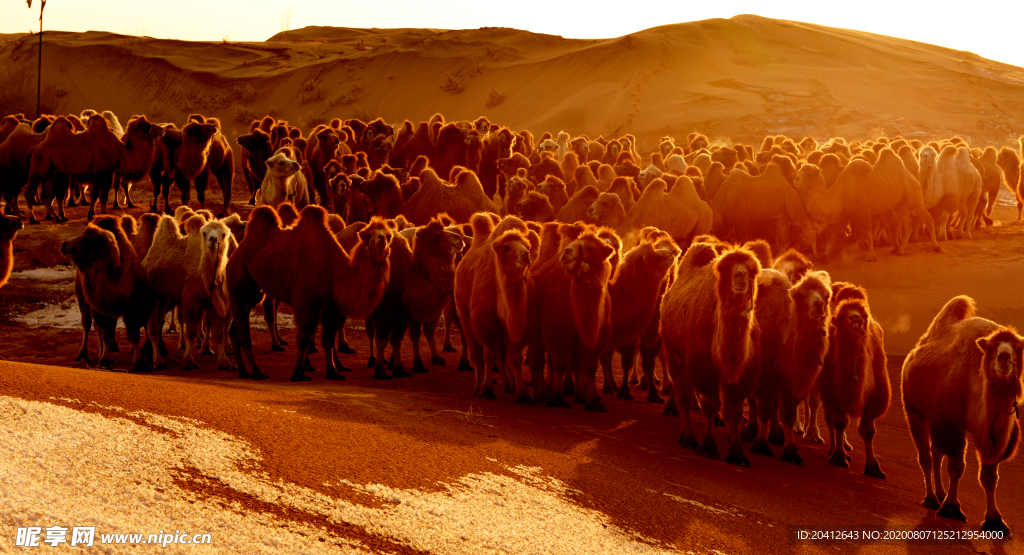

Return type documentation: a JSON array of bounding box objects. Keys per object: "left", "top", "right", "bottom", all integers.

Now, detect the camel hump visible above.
[
  {"left": 295, "top": 205, "right": 329, "bottom": 233},
  {"left": 847, "top": 159, "right": 873, "bottom": 176},
  {"left": 919, "top": 295, "right": 977, "bottom": 346},
  {"left": 679, "top": 242, "right": 720, "bottom": 271},
  {"left": 245, "top": 206, "right": 284, "bottom": 241},
  {"left": 468, "top": 212, "right": 496, "bottom": 249}
]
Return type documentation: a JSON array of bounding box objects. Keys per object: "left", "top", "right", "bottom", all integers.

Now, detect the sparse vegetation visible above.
[
  {"left": 354, "top": 40, "right": 368, "bottom": 52},
  {"left": 54, "top": 86, "right": 68, "bottom": 98},
  {"left": 297, "top": 109, "right": 327, "bottom": 128},
  {"left": 281, "top": 7, "right": 294, "bottom": 33},
  {"left": 232, "top": 84, "right": 257, "bottom": 104},
  {"left": 148, "top": 101, "right": 166, "bottom": 121},
  {"left": 485, "top": 88, "right": 505, "bottom": 108},
  {"left": 440, "top": 72, "right": 466, "bottom": 94},
  {"left": 328, "top": 84, "right": 362, "bottom": 108},
  {"left": 234, "top": 105, "right": 258, "bottom": 125}
]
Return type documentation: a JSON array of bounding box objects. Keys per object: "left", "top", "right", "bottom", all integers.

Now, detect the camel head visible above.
[
  {"left": 714, "top": 248, "right": 761, "bottom": 318},
  {"left": 570, "top": 137, "right": 590, "bottom": 158},
  {"left": 790, "top": 270, "right": 832, "bottom": 322},
  {"left": 316, "top": 128, "right": 341, "bottom": 154},
  {"left": 832, "top": 298, "right": 870, "bottom": 343},
  {"left": 358, "top": 217, "right": 393, "bottom": 265},
  {"left": 918, "top": 146, "right": 938, "bottom": 177},
  {"left": 586, "top": 193, "right": 622, "bottom": 223},
  {"left": 0, "top": 215, "right": 24, "bottom": 239},
  {"left": 515, "top": 192, "right": 554, "bottom": 222},
  {"left": 182, "top": 120, "right": 218, "bottom": 147},
  {"left": 537, "top": 139, "right": 558, "bottom": 156},
  {"left": 559, "top": 231, "right": 614, "bottom": 278},
  {"left": 200, "top": 220, "right": 231, "bottom": 256},
  {"left": 61, "top": 225, "right": 120, "bottom": 274},
  {"left": 506, "top": 171, "right": 532, "bottom": 199},
  {"left": 417, "top": 219, "right": 466, "bottom": 259},
  {"left": 491, "top": 230, "right": 533, "bottom": 281},
  {"left": 977, "top": 328, "right": 1024, "bottom": 381},
  {"left": 265, "top": 150, "right": 301, "bottom": 180},
  {"left": 793, "top": 165, "right": 824, "bottom": 192},
  {"left": 537, "top": 177, "right": 564, "bottom": 198}
]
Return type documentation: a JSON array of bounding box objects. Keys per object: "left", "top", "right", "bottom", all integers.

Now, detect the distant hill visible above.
[{"left": 2, "top": 14, "right": 1023, "bottom": 151}]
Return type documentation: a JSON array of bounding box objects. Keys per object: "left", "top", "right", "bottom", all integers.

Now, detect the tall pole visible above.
[{"left": 35, "top": 0, "right": 46, "bottom": 118}]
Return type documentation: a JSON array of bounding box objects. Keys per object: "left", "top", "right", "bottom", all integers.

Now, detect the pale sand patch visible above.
[{"left": 0, "top": 396, "right": 692, "bottom": 554}]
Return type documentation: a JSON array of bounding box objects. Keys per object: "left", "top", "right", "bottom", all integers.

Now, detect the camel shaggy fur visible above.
[
  {"left": 995, "top": 147, "right": 1022, "bottom": 221},
  {"left": 228, "top": 206, "right": 392, "bottom": 381},
  {"left": 901, "top": 296, "right": 1022, "bottom": 534},
  {"left": 0, "top": 215, "right": 24, "bottom": 289},
  {"left": 709, "top": 162, "right": 811, "bottom": 251},
  {"left": 402, "top": 168, "right": 499, "bottom": 225},
  {"left": 516, "top": 191, "right": 556, "bottom": 223},
  {"left": 261, "top": 147, "right": 309, "bottom": 209},
  {"left": 26, "top": 115, "right": 122, "bottom": 223},
  {"left": 661, "top": 243, "right": 762, "bottom": 466},
  {"left": 819, "top": 295, "right": 890, "bottom": 479},
  {"left": 454, "top": 214, "right": 538, "bottom": 401},
  {"left": 365, "top": 219, "right": 465, "bottom": 379},
  {"left": 527, "top": 223, "right": 615, "bottom": 411},
  {"left": 750, "top": 269, "right": 832, "bottom": 465},
  {"left": 919, "top": 145, "right": 982, "bottom": 240},
  {"left": 61, "top": 216, "right": 152, "bottom": 372},
  {"left": 628, "top": 177, "right": 712, "bottom": 246}
]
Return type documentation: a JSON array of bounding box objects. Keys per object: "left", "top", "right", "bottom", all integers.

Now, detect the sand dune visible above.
[{"left": 2, "top": 14, "right": 1024, "bottom": 152}]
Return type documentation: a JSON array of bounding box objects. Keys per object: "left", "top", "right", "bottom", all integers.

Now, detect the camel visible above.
[
  {"left": 797, "top": 149, "right": 941, "bottom": 260},
  {"left": 261, "top": 147, "right": 309, "bottom": 209},
  {"left": 308, "top": 127, "right": 351, "bottom": 209},
  {"left": 527, "top": 223, "right": 615, "bottom": 411},
  {"left": 627, "top": 177, "right": 712, "bottom": 246},
  {"left": 365, "top": 219, "right": 465, "bottom": 379},
  {"left": 0, "top": 122, "right": 46, "bottom": 219},
  {"left": 995, "top": 146, "right": 1022, "bottom": 221},
  {"left": 901, "top": 296, "right": 1021, "bottom": 534},
  {"left": 515, "top": 191, "right": 556, "bottom": 223},
  {"left": 179, "top": 219, "right": 234, "bottom": 371},
  {"left": 661, "top": 242, "right": 761, "bottom": 466},
  {"left": 555, "top": 185, "right": 600, "bottom": 224},
  {"left": 599, "top": 236, "right": 678, "bottom": 402},
  {"left": 345, "top": 170, "right": 404, "bottom": 223},
  {"left": 25, "top": 115, "right": 122, "bottom": 223},
  {"left": 970, "top": 147, "right": 1003, "bottom": 227},
  {"left": 708, "top": 162, "right": 811, "bottom": 251},
  {"left": 919, "top": 145, "right": 982, "bottom": 240},
  {"left": 142, "top": 213, "right": 207, "bottom": 369},
  {"left": 401, "top": 168, "right": 498, "bottom": 225},
  {"left": 227, "top": 205, "right": 392, "bottom": 381},
  {"left": 454, "top": 214, "right": 538, "bottom": 401},
  {"left": 502, "top": 168, "right": 533, "bottom": 216},
  {"left": 819, "top": 294, "right": 890, "bottom": 479},
  {"left": 0, "top": 215, "right": 23, "bottom": 288},
  {"left": 749, "top": 269, "right": 832, "bottom": 465},
  {"left": 176, "top": 115, "right": 234, "bottom": 217},
  {"left": 536, "top": 177, "right": 569, "bottom": 214},
  {"left": 61, "top": 216, "right": 152, "bottom": 372},
  {"left": 109, "top": 115, "right": 164, "bottom": 211},
  {"left": 132, "top": 213, "right": 161, "bottom": 262},
  {"left": 237, "top": 128, "right": 274, "bottom": 206}
]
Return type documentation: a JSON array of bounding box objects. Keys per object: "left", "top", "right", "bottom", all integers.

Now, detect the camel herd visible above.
[{"left": 0, "top": 109, "right": 1022, "bottom": 536}]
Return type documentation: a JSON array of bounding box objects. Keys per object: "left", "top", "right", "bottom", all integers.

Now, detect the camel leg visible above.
[
  {"left": 547, "top": 357, "right": 570, "bottom": 409},
  {"left": 264, "top": 298, "right": 286, "bottom": 351},
  {"left": 195, "top": 169, "right": 210, "bottom": 210},
  {"left": 980, "top": 462, "right": 1010, "bottom": 533},
  {"left": 658, "top": 349, "right": 671, "bottom": 395},
  {"left": 456, "top": 318, "right": 472, "bottom": 372},
  {"left": 528, "top": 341, "right": 547, "bottom": 405},
  {"left": 410, "top": 319, "right": 429, "bottom": 373},
  {"left": 616, "top": 348, "right": 634, "bottom": 400},
  {"left": 147, "top": 299, "right": 170, "bottom": 369},
  {"left": 53, "top": 175, "right": 68, "bottom": 223},
  {"left": 161, "top": 176, "right": 174, "bottom": 215},
  {"left": 600, "top": 351, "right": 617, "bottom": 395},
  {"left": 25, "top": 177, "right": 41, "bottom": 224},
  {"left": 778, "top": 390, "right": 803, "bottom": 465},
  {"left": 199, "top": 313, "right": 213, "bottom": 355},
  {"left": 751, "top": 395, "right": 774, "bottom": 457},
  {"left": 389, "top": 322, "right": 411, "bottom": 378},
  {"left": 217, "top": 168, "right": 232, "bottom": 217},
  {"left": 636, "top": 343, "right": 662, "bottom": 403},
  {"left": 826, "top": 411, "right": 851, "bottom": 467},
  {"left": 670, "top": 355, "right": 697, "bottom": 448},
  {"left": 937, "top": 432, "right": 968, "bottom": 522},
  {"left": 478, "top": 346, "right": 497, "bottom": 400},
  {"left": 793, "top": 399, "right": 806, "bottom": 435},
  {"left": 422, "top": 317, "right": 445, "bottom": 365},
  {"left": 571, "top": 349, "right": 586, "bottom": 404},
  {"left": 75, "top": 286, "right": 93, "bottom": 364},
  {"left": 768, "top": 395, "right": 785, "bottom": 446},
  {"left": 181, "top": 300, "right": 201, "bottom": 371},
  {"left": 210, "top": 313, "right": 233, "bottom": 370},
  {"left": 803, "top": 388, "right": 824, "bottom": 443},
  {"left": 696, "top": 392, "right": 721, "bottom": 460},
  {"left": 442, "top": 302, "right": 457, "bottom": 353},
  {"left": 94, "top": 313, "right": 117, "bottom": 369},
  {"left": 860, "top": 415, "right": 885, "bottom": 479},
  {"left": 505, "top": 343, "right": 531, "bottom": 404},
  {"left": 723, "top": 393, "right": 750, "bottom": 467},
  {"left": 289, "top": 303, "right": 320, "bottom": 382},
  {"left": 906, "top": 407, "right": 940, "bottom": 508},
  {"left": 369, "top": 319, "right": 391, "bottom": 380},
  {"left": 320, "top": 305, "right": 345, "bottom": 380}
]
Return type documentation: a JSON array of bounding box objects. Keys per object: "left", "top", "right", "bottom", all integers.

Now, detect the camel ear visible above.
[{"left": 976, "top": 337, "right": 989, "bottom": 354}]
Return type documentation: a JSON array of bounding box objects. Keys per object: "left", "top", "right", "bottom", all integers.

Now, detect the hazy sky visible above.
[{"left": 2, "top": 1, "right": 1022, "bottom": 68}]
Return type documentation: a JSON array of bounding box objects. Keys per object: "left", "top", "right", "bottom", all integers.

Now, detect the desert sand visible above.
[{"left": 1, "top": 14, "right": 1024, "bottom": 555}]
